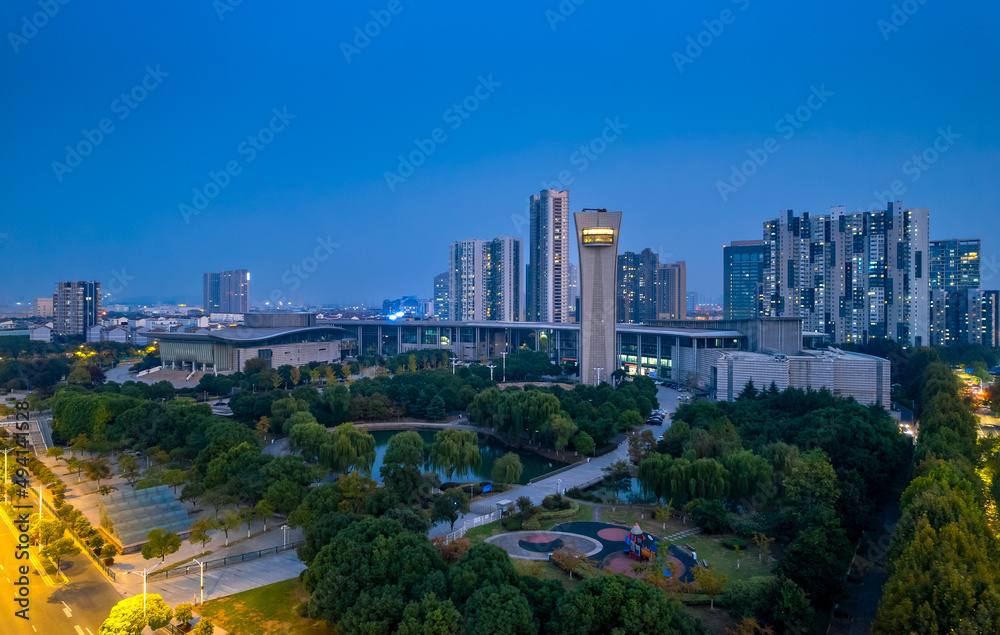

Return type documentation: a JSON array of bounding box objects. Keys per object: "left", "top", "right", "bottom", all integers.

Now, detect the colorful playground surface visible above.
[
  {"left": 485, "top": 531, "right": 603, "bottom": 560},
  {"left": 488, "top": 521, "right": 698, "bottom": 582}
]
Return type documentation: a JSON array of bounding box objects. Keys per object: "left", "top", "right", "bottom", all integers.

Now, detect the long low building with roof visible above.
[{"left": 97, "top": 485, "right": 192, "bottom": 554}]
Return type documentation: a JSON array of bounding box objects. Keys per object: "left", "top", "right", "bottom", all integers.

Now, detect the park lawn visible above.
[
  {"left": 512, "top": 558, "right": 581, "bottom": 590},
  {"left": 197, "top": 578, "right": 336, "bottom": 635},
  {"left": 462, "top": 520, "right": 506, "bottom": 546},
  {"left": 598, "top": 506, "right": 691, "bottom": 535},
  {"left": 677, "top": 533, "right": 774, "bottom": 589}
]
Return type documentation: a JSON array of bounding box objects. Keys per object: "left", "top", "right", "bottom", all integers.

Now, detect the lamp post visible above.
[
  {"left": 500, "top": 351, "right": 507, "bottom": 383},
  {"left": 125, "top": 562, "right": 161, "bottom": 621},
  {"left": 450, "top": 359, "right": 460, "bottom": 374},
  {"left": 1, "top": 447, "right": 15, "bottom": 504},
  {"left": 193, "top": 558, "right": 205, "bottom": 604},
  {"left": 594, "top": 368, "right": 603, "bottom": 387},
  {"left": 487, "top": 364, "right": 496, "bottom": 382},
  {"left": 281, "top": 524, "right": 289, "bottom": 549},
  {"left": 557, "top": 478, "right": 562, "bottom": 497},
  {"left": 37, "top": 483, "right": 49, "bottom": 520}
]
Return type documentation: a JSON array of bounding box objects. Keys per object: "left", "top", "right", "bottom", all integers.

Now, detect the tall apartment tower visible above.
[
  {"left": 528, "top": 189, "right": 570, "bottom": 323},
  {"left": 433, "top": 272, "right": 450, "bottom": 320},
  {"left": 203, "top": 273, "right": 221, "bottom": 314},
  {"left": 448, "top": 236, "right": 522, "bottom": 322},
  {"left": 204, "top": 269, "right": 249, "bottom": 314},
  {"left": 928, "top": 239, "right": 997, "bottom": 346},
  {"left": 723, "top": 240, "right": 766, "bottom": 319},
  {"left": 574, "top": 209, "right": 622, "bottom": 387},
  {"left": 656, "top": 261, "right": 687, "bottom": 320},
  {"left": 53, "top": 281, "right": 101, "bottom": 335},
  {"left": 762, "top": 203, "right": 929, "bottom": 345}
]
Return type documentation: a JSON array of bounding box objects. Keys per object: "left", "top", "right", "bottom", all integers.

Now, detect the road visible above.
[
  {"left": 431, "top": 383, "right": 681, "bottom": 537},
  {"left": 0, "top": 508, "right": 121, "bottom": 635}
]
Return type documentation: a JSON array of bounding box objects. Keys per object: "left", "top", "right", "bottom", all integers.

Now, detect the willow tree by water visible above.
[
  {"left": 428, "top": 429, "right": 480, "bottom": 480},
  {"left": 320, "top": 422, "right": 376, "bottom": 476}
]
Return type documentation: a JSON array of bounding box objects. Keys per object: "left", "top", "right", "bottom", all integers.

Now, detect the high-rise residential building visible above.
[
  {"left": 448, "top": 236, "right": 522, "bottom": 322},
  {"left": 928, "top": 239, "right": 999, "bottom": 346},
  {"left": 656, "top": 260, "right": 687, "bottom": 321},
  {"left": 433, "top": 272, "right": 450, "bottom": 320},
  {"left": 617, "top": 249, "right": 685, "bottom": 323},
  {"left": 687, "top": 291, "right": 698, "bottom": 313},
  {"left": 575, "top": 209, "right": 622, "bottom": 386},
  {"left": 723, "top": 240, "right": 767, "bottom": 319},
  {"left": 528, "top": 189, "right": 570, "bottom": 323},
  {"left": 53, "top": 281, "right": 100, "bottom": 335},
  {"left": 33, "top": 297, "right": 53, "bottom": 318},
  {"left": 761, "top": 203, "right": 929, "bottom": 345},
  {"left": 204, "top": 269, "right": 249, "bottom": 314},
  {"left": 203, "top": 273, "right": 221, "bottom": 314},
  {"left": 567, "top": 263, "right": 580, "bottom": 322}
]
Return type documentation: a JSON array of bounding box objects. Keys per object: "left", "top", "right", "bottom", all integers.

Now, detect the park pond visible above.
[{"left": 368, "top": 429, "right": 564, "bottom": 485}]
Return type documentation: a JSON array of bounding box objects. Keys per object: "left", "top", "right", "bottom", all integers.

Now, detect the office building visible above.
[
  {"left": 33, "top": 297, "right": 53, "bottom": 318},
  {"left": 203, "top": 269, "right": 249, "bottom": 314},
  {"left": 574, "top": 208, "right": 622, "bottom": 386},
  {"left": 53, "top": 281, "right": 101, "bottom": 336},
  {"left": 723, "top": 240, "right": 766, "bottom": 319},
  {"left": 528, "top": 189, "right": 571, "bottom": 323},
  {"left": 761, "top": 203, "right": 929, "bottom": 345},
  {"left": 448, "top": 236, "right": 522, "bottom": 322},
  {"left": 433, "top": 272, "right": 450, "bottom": 320}
]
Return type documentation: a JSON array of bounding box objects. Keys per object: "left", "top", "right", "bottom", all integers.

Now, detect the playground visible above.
[{"left": 487, "top": 520, "right": 698, "bottom": 583}]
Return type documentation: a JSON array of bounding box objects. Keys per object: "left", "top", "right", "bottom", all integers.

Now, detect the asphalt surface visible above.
[{"left": 0, "top": 508, "right": 121, "bottom": 635}]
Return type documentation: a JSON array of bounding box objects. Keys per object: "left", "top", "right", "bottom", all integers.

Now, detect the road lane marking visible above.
[
  {"left": 86, "top": 629, "right": 94, "bottom": 635},
  {"left": 75, "top": 627, "right": 84, "bottom": 635},
  {"left": 63, "top": 601, "right": 73, "bottom": 617}
]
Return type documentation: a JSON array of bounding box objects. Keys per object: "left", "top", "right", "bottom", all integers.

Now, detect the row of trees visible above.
[{"left": 873, "top": 353, "right": 1000, "bottom": 632}]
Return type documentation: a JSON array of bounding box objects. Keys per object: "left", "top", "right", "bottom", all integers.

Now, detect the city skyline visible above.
[{"left": 1, "top": 2, "right": 997, "bottom": 307}]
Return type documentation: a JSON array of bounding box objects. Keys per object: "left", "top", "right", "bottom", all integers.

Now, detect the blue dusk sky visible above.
[{"left": 1, "top": 1, "right": 998, "bottom": 307}]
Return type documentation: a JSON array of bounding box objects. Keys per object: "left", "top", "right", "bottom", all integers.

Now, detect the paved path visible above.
[{"left": 430, "top": 385, "right": 680, "bottom": 537}]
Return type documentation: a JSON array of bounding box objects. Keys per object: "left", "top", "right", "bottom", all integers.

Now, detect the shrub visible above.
[
  {"left": 522, "top": 516, "right": 540, "bottom": 530},
  {"left": 721, "top": 537, "right": 747, "bottom": 550},
  {"left": 502, "top": 515, "right": 523, "bottom": 531},
  {"left": 683, "top": 499, "right": 731, "bottom": 534}
]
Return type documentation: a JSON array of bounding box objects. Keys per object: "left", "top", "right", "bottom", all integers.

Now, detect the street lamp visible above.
[
  {"left": 37, "top": 483, "right": 49, "bottom": 520},
  {"left": 193, "top": 558, "right": 205, "bottom": 605},
  {"left": 487, "top": 364, "right": 496, "bottom": 382},
  {"left": 594, "top": 368, "right": 603, "bottom": 387},
  {"left": 500, "top": 350, "right": 507, "bottom": 383},
  {"left": 125, "top": 561, "right": 162, "bottom": 621},
  {"left": 281, "top": 524, "right": 289, "bottom": 549},
  {"left": 450, "top": 358, "right": 460, "bottom": 374}
]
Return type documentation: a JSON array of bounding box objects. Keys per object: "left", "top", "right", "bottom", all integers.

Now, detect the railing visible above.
[
  {"left": 31, "top": 489, "right": 116, "bottom": 581},
  {"left": 162, "top": 623, "right": 185, "bottom": 635},
  {"left": 441, "top": 510, "right": 502, "bottom": 545},
  {"left": 148, "top": 540, "right": 305, "bottom": 581}
]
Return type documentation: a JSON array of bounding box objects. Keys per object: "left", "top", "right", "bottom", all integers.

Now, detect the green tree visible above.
[
  {"left": 554, "top": 574, "right": 691, "bottom": 634},
  {"left": 192, "top": 618, "right": 215, "bottom": 635},
  {"left": 571, "top": 431, "right": 595, "bottom": 456},
  {"left": 118, "top": 453, "right": 141, "bottom": 489},
  {"left": 98, "top": 594, "right": 173, "bottom": 635},
  {"left": 396, "top": 592, "right": 463, "bottom": 635},
  {"left": 465, "top": 584, "right": 535, "bottom": 635},
  {"left": 217, "top": 509, "right": 241, "bottom": 546},
  {"left": 200, "top": 487, "right": 236, "bottom": 519},
  {"left": 432, "top": 487, "right": 471, "bottom": 531},
  {"left": 35, "top": 518, "right": 66, "bottom": 547},
  {"left": 141, "top": 528, "right": 181, "bottom": 563},
  {"left": 491, "top": 452, "right": 523, "bottom": 486},
  {"left": 429, "top": 429, "right": 480, "bottom": 480},
  {"left": 174, "top": 603, "right": 193, "bottom": 629},
  {"left": 380, "top": 431, "right": 427, "bottom": 503},
  {"left": 189, "top": 517, "right": 217, "bottom": 551},
  {"left": 162, "top": 469, "right": 186, "bottom": 495},
  {"left": 425, "top": 395, "right": 447, "bottom": 421},
  {"left": 692, "top": 565, "right": 727, "bottom": 609},
  {"left": 85, "top": 458, "right": 113, "bottom": 488},
  {"left": 319, "top": 422, "right": 377, "bottom": 476},
  {"left": 41, "top": 536, "right": 80, "bottom": 577},
  {"left": 239, "top": 506, "right": 258, "bottom": 538},
  {"left": 255, "top": 499, "right": 275, "bottom": 531},
  {"left": 289, "top": 421, "right": 329, "bottom": 462}
]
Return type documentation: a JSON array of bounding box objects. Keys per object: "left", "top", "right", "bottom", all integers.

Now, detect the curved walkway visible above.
[{"left": 486, "top": 530, "right": 602, "bottom": 560}]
